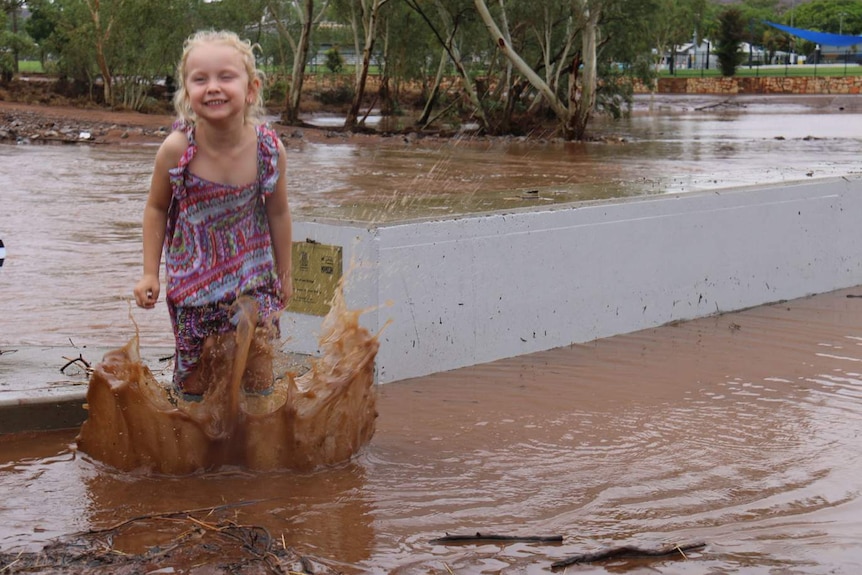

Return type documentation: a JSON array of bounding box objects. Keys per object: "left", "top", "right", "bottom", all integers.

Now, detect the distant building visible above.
[{"left": 657, "top": 40, "right": 717, "bottom": 71}]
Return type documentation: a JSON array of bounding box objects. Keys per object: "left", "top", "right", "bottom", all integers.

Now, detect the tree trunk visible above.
[
  {"left": 568, "top": 3, "right": 599, "bottom": 141},
  {"left": 95, "top": 40, "right": 112, "bottom": 104},
  {"left": 86, "top": 0, "right": 116, "bottom": 105},
  {"left": 473, "top": 0, "right": 571, "bottom": 131},
  {"left": 417, "top": 48, "right": 448, "bottom": 127},
  {"left": 285, "top": 0, "right": 314, "bottom": 124},
  {"left": 428, "top": 0, "right": 489, "bottom": 131},
  {"left": 378, "top": 17, "right": 394, "bottom": 116},
  {"left": 345, "top": 0, "right": 388, "bottom": 130}
]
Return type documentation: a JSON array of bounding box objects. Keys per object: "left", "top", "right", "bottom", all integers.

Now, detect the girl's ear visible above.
[{"left": 247, "top": 77, "right": 262, "bottom": 104}]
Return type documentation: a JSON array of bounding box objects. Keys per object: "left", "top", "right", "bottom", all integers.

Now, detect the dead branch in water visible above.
[
  {"left": 0, "top": 500, "right": 340, "bottom": 575},
  {"left": 430, "top": 532, "right": 564, "bottom": 544},
  {"left": 59, "top": 353, "right": 91, "bottom": 375},
  {"left": 694, "top": 99, "right": 736, "bottom": 111},
  {"left": 85, "top": 499, "right": 265, "bottom": 535},
  {"left": 551, "top": 541, "right": 706, "bottom": 570}
]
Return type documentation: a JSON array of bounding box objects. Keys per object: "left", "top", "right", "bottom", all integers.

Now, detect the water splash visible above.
[{"left": 75, "top": 284, "right": 379, "bottom": 475}]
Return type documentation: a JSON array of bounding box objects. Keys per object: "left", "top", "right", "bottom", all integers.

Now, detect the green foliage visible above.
[
  {"left": 24, "top": 0, "right": 56, "bottom": 46},
  {"left": 16, "top": 0, "right": 269, "bottom": 108},
  {"left": 736, "top": 0, "right": 780, "bottom": 46},
  {"left": 5, "top": 0, "right": 854, "bottom": 138},
  {"left": 315, "top": 82, "right": 354, "bottom": 105},
  {"left": 789, "top": 0, "right": 862, "bottom": 35},
  {"left": 325, "top": 46, "right": 344, "bottom": 74},
  {"left": 599, "top": 0, "right": 662, "bottom": 107},
  {"left": 266, "top": 76, "right": 287, "bottom": 105},
  {"left": 714, "top": 8, "right": 747, "bottom": 76},
  {"left": 780, "top": 0, "right": 862, "bottom": 59}
]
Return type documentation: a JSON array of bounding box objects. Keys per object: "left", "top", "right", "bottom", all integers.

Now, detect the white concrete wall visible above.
[{"left": 281, "top": 177, "right": 862, "bottom": 383}]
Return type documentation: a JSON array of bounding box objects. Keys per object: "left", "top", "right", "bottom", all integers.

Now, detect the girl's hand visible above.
[
  {"left": 134, "top": 275, "right": 160, "bottom": 309},
  {"left": 281, "top": 276, "right": 293, "bottom": 304}
]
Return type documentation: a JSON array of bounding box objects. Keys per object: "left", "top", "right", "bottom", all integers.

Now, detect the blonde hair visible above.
[{"left": 172, "top": 30, "right": 266, "bottom": 125}]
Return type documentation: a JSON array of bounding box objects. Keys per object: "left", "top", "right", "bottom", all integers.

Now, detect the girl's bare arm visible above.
[
  {"left": 266, "top": 139, "right": 293, "bottom": 304},
  {"left": 134, "top": 131, "right": 186, "bottom": 308}
]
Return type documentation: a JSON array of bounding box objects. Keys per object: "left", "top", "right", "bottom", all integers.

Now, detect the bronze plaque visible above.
[{"left": 287, "top": 241, "right": 343, "bottom": 316}]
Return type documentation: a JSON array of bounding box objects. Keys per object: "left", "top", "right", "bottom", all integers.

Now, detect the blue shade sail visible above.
[{"left": 764, "top": 21, "right": 862, "bottom": 47}]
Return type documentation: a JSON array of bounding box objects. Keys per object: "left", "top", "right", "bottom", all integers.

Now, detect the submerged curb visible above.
[{"left": 0, "top": 344, "right": 174, "bottom": 434}]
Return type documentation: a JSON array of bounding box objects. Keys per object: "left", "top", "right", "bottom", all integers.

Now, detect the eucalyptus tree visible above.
[
  {"left": 109, "top": 0, "right": 198, "bottom": 110},
  {"left": 375, "top": 2, "right": 436, "bottom": 112},
  {"left": 339, "top": 0, "right": 392, "bottom": 129},
  {"left": 473, "top": 0, "right": 656, "bottom": 140},
  {"left": 645, "top": 0, "right": 706, "bottom": 78},
  {"left": 372, "top": 0, "right": 439, "bottom": 116},
  {"left": 267, "top": 0, "right": 332, "bottom": 124},
  {"left": 404, "top": 0, "right": 491, "bottom": 131},
  {"left": 83, "top": 0, "right": 124, "bottom": 103},
  {"left": 28, "top": 0, "right": 102, "bottom": 96},
  {"left": 29, "top": 0, "right": 267, "bottom": 109},
  {"left": 27, "top": 0, "right": 174, "bottom": 106}
]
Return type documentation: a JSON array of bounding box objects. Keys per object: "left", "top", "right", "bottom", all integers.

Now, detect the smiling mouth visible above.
[{"left": 206, "top": 99, "right": 227, "bottom": 106}]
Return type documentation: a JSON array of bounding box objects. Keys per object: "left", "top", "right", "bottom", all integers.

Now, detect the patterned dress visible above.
[{"left": 164, "top": 122, "right": 284, "bottom": 388}]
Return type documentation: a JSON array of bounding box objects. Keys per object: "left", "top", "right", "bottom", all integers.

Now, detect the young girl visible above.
[{"left": 133, "top": 30, "right": 293, "bottom": 398}]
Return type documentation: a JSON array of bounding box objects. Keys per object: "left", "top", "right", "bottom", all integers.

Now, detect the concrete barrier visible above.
[{"left": 281, "top": 176, "right": 862, "bottom": 383}]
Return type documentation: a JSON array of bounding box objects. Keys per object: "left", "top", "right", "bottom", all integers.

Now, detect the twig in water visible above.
[
  {"left": 0, "top": 550, "right": 24, "bottom": 573},
  {"left": 430, "top": 532, "right": 564, "bottom": 545},
  {"left": 60, "top": 354, "right": 91, "bottom": 375},
  {"left": 84, "top": 500, "right": 264, "bottom": 535},
  {"left": 551, "top": 541, "right": 706, "bottom": 570}
]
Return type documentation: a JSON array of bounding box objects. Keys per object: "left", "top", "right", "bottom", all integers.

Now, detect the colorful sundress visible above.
[{"left": 164, "top": 122, "right": 284, "bottom": 388}]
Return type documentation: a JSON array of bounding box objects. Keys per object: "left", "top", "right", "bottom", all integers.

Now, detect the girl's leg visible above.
[
  {"left": 177, "top": 335, "right": 218, "bottom": 396},
  {"left": 242, "top": 328, "right": 275, "bottom": 394}
]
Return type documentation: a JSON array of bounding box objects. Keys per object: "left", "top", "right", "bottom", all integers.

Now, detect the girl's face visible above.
[{"left": 183, "top": 42, "right": 256, "bottom": 125}]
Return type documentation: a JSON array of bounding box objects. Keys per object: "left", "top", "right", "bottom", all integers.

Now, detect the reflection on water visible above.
[{"left": 2, "top": 288, "right": 862, "bottom": 573}]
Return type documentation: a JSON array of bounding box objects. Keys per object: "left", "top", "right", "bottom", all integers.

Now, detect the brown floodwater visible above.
[
  {"left": 1, "top": 94, "right": 861, "bottom": 348},
  {"left": 2, "top": 287, "right": 862, "bottom": 572},
  {"left": 2, "top": 95, "right": 862, "bottom": 572}
]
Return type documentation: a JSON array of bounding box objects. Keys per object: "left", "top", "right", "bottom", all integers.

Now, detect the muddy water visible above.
[
  {"left": 2, "top": 287, "right": 862, "bottom": 572},
  {"left": 2, "top": 98, "right": 861, "bottom": 348},
  {"left": 2, "top": 97, "right": 862, "bottom": 571},
  {"left": 75, "top": 291, "right": 379, "bottom": 475}
]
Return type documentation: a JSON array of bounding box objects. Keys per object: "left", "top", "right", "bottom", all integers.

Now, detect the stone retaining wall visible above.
[{"left": 639, "top": 76, "right": 862, "bottom": 95}]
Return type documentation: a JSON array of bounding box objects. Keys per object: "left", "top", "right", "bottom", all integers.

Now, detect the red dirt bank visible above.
[{"left": 0, "top": 99, "right": 395, "bottom": 147}]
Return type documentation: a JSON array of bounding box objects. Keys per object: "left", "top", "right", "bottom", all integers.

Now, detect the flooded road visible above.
[
  {"left": 2, "top": 287, "right": 862, "bottom": 572},
  {"left": 1, "top": 95, "right": 862, "bottom": 572},
  {"left": 2, "top": 95, "right": 861, "bottom": 348}
]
